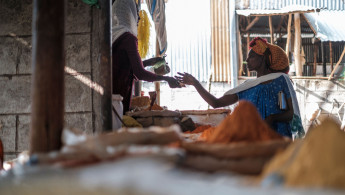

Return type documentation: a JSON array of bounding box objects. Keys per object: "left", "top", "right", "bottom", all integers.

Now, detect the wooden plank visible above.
[
  {"left": 269, "top": 16, "right": 274, "bottom": 44},
  {"left": 30, "top": 0, "right": 65, "bottom": 153},
  {"left": 294, "top": 13, "right": 302, "bottom": 76},
  {"left": 328, "top": 47, "right": 345, "bottom": 80}
]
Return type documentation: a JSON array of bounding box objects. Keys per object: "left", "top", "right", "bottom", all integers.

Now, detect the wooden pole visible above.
[
  {"left": 329, "top": 42, "right": 333, "bottom": 70},
  {"left": 285, "top": 14, "right": 292, "bottom": 57},
  {"left": 328, "top": 47, "right": 345, "bottom": 80},
  {"left": 321, "top": 41, "right": 326, "bottom": 77},
  {"left": 294, "top": 13, "right": 302, "bottom": 76},
  {"left": 269, "top": 16, "right": 274, "bottom": 44},
  {"left": 237, "top": 31, "right": 243, "bottom": 76},
  {"left": 99, "top": 0, "right": 112, "bottom": 131},
  {"left": 92, "top": 0, "right": 112, "bottom": 133},
  {"left": 246, "top": 33, "right": 250, "bottom": 76},
  {"left": 30, "top": 0, "right": 65, "bottom": 153},
  {"left": 313, "top": 43, "right": 318, "bottom": 76}
]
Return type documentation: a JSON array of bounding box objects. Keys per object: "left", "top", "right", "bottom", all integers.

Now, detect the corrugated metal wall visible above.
[
  {"left": 302, "top": 39, "right": 345, "bottom": 64},
  {"left": 165, "top": 0, "right": 212, "bottom": 82},
  {"left": 211, "top": 0, "right": 231, "bottom": 82},
  {"left": 237, "top": 0, "right": 345, "bottom": 10}
]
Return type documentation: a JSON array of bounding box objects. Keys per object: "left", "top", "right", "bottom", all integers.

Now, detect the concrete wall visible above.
[{"left": 0, "top": 0, "right": 94, "bottom": 161}]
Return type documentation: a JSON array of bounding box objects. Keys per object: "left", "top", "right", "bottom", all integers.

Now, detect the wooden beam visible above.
[
  {"left": 328, "top": 46, "right": 345, "bottom": 80},
  {"left": 276, "top": 15, "right": 285, "bottom": 33},
  {"left": 245, "top": 16, "right": 260, "bottom": 32},
  {"left": 30, "top": 0, "right": 65, "bottom": 153},
  {"left": 99, "top": 0, "right": 113, "bottom": 131},
  {"left": 269, "top": 16, "right": 274, "bottom": 44},
  {"left": 285, "top": 14, "right": 292, "bottom": 57},
  {"left": 294, "top": 13, "right": 302, "bottom": 76}
]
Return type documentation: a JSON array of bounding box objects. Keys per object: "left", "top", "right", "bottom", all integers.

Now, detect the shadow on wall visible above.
[{"left": 296, "top": 81, "right": 345, "bottom": 133}]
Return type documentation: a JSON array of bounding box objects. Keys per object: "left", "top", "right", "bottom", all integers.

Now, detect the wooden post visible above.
[
  {"left": 329, "top": 42, "right": 333, "bottom": 70},
  {"left": 99, "top": 0, "right": 112, "bottom": 131},
  {"left": 269, "top": 16, "right": 274, "bottom": 44},
  {"left": 30, "top": 0, "right": 65, "bottom": 153},
  {"left": 246, "top": 33, "right": 250, "bottom": 76},
  {"left": 92, "top": 0, "right": 112, "bottom": 133},
  {"left": 285, "top": 14, "right": 292, "bottom": 58},
  {"left": 321, "top": 41, "right": 327, "bottom": 76},
  {"left": 313, "top": 43, "right": 318, "bottom": 76},
  {"left": 237, "top": 31, "right": 243, "bottom": 76},
  {"left": 294, "top": 13, "right": 302, "bottom": 76}
]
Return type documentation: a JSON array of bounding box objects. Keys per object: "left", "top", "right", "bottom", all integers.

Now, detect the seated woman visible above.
[{"left": 175, "top": 37, "right": 304, "bottom": 138}]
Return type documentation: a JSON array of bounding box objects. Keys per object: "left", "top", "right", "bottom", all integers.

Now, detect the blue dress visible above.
[{"left": 237, "top": 75, "right": 292, "bottom": 138}]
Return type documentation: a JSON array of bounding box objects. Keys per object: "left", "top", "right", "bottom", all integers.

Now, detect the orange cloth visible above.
[{"left": 249, "top": 37, "right": 289, "bottom": 72}]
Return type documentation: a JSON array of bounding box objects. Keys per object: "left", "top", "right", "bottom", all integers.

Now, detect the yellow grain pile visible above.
[{"left": 261, "top": 118, "right": 345, "bottom": 189}]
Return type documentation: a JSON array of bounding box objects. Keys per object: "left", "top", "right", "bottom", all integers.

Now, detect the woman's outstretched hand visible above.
[{"left": 175, "top": 72, "right": 197, "bottom": 86}]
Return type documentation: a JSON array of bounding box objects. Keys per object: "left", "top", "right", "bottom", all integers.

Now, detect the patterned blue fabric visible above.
[{"left": 237, "top": 75, "right": 292, "bottom": 138}]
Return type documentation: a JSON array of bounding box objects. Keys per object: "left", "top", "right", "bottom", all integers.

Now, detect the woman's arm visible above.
[
  {"left": 265, "top": 98, "right": 294, "bottom": 125},
  {"left": 175, "top": 72, "right": 238, "bottom": 108}
]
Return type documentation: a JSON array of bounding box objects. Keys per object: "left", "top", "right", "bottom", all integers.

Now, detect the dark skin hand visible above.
[
  {"left": 158, "top": 75, "right": 181, "bottom": 88},
  {"left": 265, "top": 98, "right": 294, "bottom": 127},
  {"left": 175, "top": 72, "right": 238, "bottom": 108}
]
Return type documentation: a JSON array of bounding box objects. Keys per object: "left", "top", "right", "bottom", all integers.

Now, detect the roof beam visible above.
[{"left": 245, "top": 16, "right": 260, "bottom": 32}]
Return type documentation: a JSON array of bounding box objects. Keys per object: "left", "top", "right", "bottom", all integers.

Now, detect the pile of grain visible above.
[
  {"left": 204, "top": 101, "right": 283, "bottom": 143},
  {"left": 261, "top": 118, "right": 345, "bottom": 189}
]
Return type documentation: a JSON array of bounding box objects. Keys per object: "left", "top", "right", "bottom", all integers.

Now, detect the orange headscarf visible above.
[{"left": 249, "top": 37, "right": 289, "bottom": 73}]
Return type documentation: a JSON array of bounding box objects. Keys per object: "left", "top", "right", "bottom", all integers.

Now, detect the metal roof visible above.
[
  {"left": 236, "top": 0, "right": 345, "bottom": 11},
  {"left": 304, "top": 11, "right": 345, "bottom": 42},
  {"left": 236, "top": 5, "right": 320, "bottom": 16}
]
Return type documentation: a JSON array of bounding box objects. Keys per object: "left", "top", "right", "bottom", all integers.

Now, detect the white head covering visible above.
[{"left": 112, "top": 0, "right": 138, "bottom": 43}]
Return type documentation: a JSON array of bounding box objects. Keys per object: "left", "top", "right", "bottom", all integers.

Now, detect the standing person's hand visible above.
[
  {"left": 165, "top": 76, "right": 182, "bottom": 88},
  {"left": 143, "top": 56, "right": 165, "bottom": 67},
  {"left": 175, "top": 72, "right": 198, "bottom": 86}
]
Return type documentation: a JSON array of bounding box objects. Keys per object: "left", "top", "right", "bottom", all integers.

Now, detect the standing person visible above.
[
  {"left": 112, "top": 0, "right": 180, "bottom": 114},
  {"left": 175, "top": 37, "right": 304, "bottom": 138}
]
